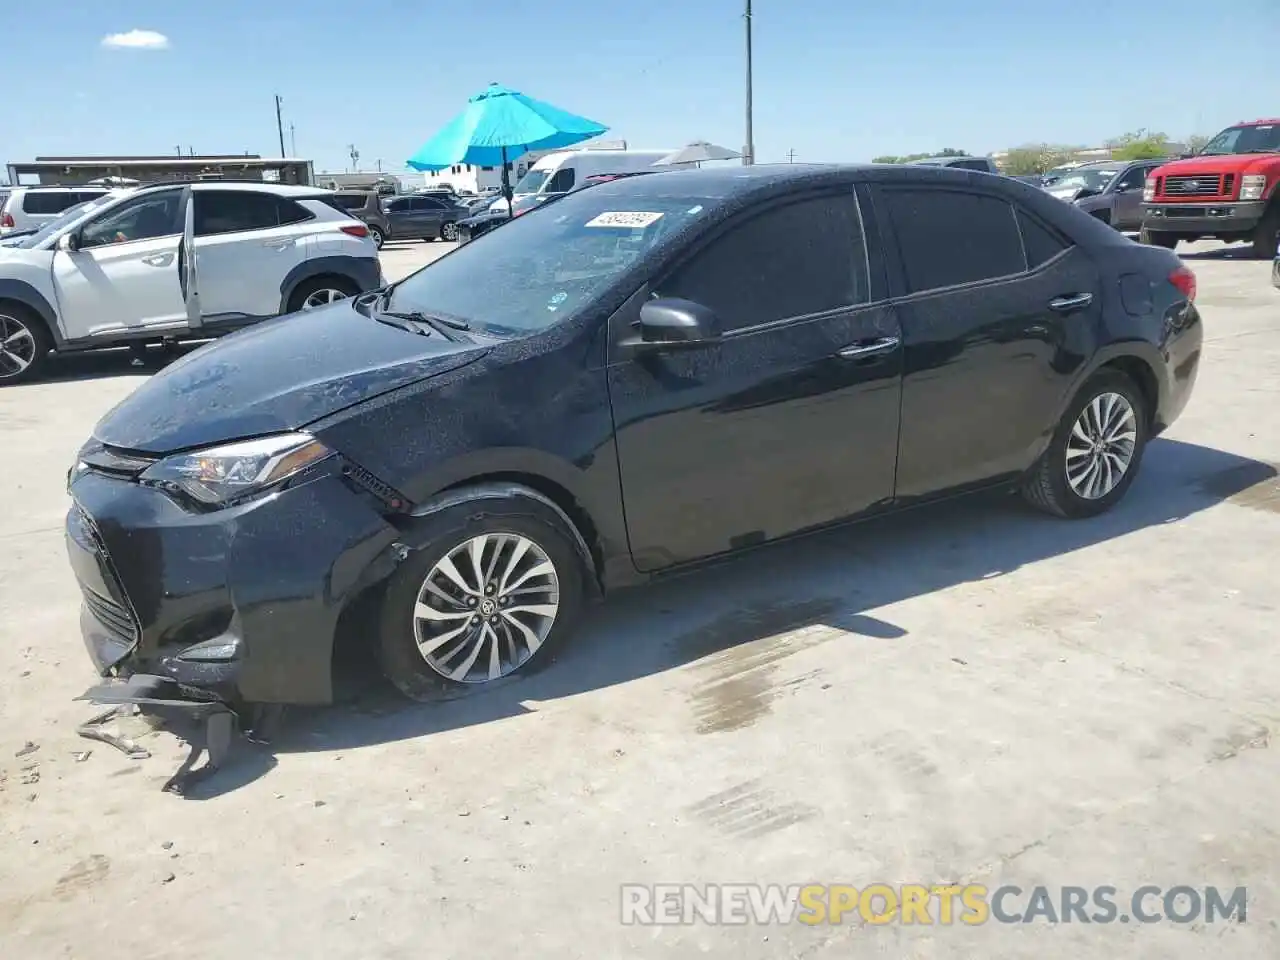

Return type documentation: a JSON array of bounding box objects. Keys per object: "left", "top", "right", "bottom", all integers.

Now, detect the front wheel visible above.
[
  {"left": 1249, "top": 208, "right": 1280, "bottom": 260},
  {"left": 1021, "top": 370, "right": 1149, "bottom": 519},
  {"left": 0, "top": 303, "right": 52, "bottom": 386},
  {"left": 1138, "top": 227, "right": 1178, "bottom": 249},
  {"left": 376, "top": 495, "right": 587, "bottom": 702}
]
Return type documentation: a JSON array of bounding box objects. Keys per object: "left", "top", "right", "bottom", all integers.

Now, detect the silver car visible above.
[{"left": 1045, "top": 159, "right": 1170, "bottom": 232}]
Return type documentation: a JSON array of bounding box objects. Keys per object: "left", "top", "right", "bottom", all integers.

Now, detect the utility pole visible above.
[
  {"left": 348, "top": 144, "right": 359, "bottom": 173},
  {"left": 743, "top": 0, "right": 754, "bottom": 166},
  {"left": 274, "top": 95, "right": 286, "bottom": 158},
  {"left": 289, "top": 123, "right": 297, "bottom": 157},
  {"left": 787, "top": 149, "right": 796, "bottom": 163},
  {"left": 175, "top": 145, "right": 182, "bottom": 157},
  {"left": 376, "top": 159, "right": 383, "bottom": 173}
]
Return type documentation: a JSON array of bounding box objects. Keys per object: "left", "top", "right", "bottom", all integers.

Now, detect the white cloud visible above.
[{"left": 101, "top": 29, "right": 170, "bottom": 50}]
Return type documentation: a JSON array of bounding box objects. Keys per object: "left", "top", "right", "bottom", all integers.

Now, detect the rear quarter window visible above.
[{"left": 22, "top": 192, "right": 78, "bottom": 215}]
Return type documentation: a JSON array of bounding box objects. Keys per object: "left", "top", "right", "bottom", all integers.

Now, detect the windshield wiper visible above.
[{"left": 380, "top": 309, "right": 470, "bottom": 341}]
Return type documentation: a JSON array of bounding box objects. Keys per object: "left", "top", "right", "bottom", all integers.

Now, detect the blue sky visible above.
[{"left": 3, "top": 0, "right": 1279, "bottom": 174}]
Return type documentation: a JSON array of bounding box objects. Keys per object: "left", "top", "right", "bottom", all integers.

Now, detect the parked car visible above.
[
  {"left": 381, "top": 194, "right": 468, "bottom": 242},
  {"left": 488, "top": 149, "right": 691, "bottom": 214},
  {"left": 1139, "top": 118, "right": 1280, "bottom": 256},
  {"left": 455, "top": 173, "right": 653, "bottom": 244},
  {"left": 67, "top": 163, "right": 1201, "bottom": 723},
  {"left": 0, "top": 182, "right": 381, "bottom": 383},
  {"left": 1, "top": 186, "right": 111, "bottom": 235},
  {"left": 321, "top": 191, "right": 393, "bottom": 248},
  {"left": 909, "top": 155, "right": 1001, "bottom": 175},
  {"left": 1045, "top": 158, "right": 1170, "bottom": 232}
]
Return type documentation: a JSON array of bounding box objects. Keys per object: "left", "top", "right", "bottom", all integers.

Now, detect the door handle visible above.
[
  {"left": 837, "top": 335, "right": 900, "bottom": 360},
  {"left": 1048, "top": 292, "right": 1093, "bottom": 312},
  {"left": 141, "top": 253, "right": 173, "bottom": 267}
]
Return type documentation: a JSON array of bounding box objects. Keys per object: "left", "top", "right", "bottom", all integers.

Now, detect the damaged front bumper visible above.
[{"left": 66, "top": 460, "right": 403, "bottom": 707}]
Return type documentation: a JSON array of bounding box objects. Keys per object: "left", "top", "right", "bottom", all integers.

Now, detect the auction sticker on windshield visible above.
[{"left": 585, "top": 211, "right": 664, "bottom": 228}]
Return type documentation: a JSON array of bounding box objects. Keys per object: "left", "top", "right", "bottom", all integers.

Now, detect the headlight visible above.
[
  {"left": 1240, "top": 174, "right": 1267, "bottom": 201},
  {"left": 140, "top": 433, "right": 333, "bottom": 506},
  {"left": 1143, "top": 177, "right": 1156, "bottom": 202}
]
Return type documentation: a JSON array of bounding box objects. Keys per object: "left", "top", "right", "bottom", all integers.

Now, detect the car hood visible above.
[
  {"left": 1155, "top": 153, "right": 1280, "bottom": 175},
  {"left": 1047, "top": 185, "right": 1084, "bottom": 202},
  {"left": 92, "top": 301, "right": 489, "bottom": 454}
]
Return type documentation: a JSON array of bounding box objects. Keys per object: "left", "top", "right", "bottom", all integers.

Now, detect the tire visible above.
[
  {"left": 286, "top": 275, "right": 360, "bottom": 314},
  {"left": 440, "top": 221, "right": 459, "bottom": 242},
  {"left": 376, "top": 494, "right": 587, "bottom": 702},
  {"left": 0, "top": 302, "right": 52, "bottom": 386},
  {"left": 1249, "top": 207, "right": 1280, "bottom": 260},
  {"left": 1021, "top": 370, "right": 1149, "bottom": 519},
  {"left": 368, "top": 225, "right": 386, "bottom": 249},
  {"left": 1138, "top": 227, "right": 1177, "bottom": 249}
]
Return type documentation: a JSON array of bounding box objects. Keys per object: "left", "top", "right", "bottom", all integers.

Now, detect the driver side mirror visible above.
[
  {"left": 58, "top": 232, "right": 80, "bottom": 252},
  {"left": 621, "top": 298, "right": 722, "bottom": 355}
]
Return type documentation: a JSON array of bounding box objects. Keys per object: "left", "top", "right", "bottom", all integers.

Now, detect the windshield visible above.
[
  {"left": 1199, "top": 123, "right": 1280, "bottom": 156},
  {"left": 1048, "top": 168, "right": 1118, "bottom": 192},
  {"left": 12, "top": 196, "right": 115, "bottom": 249},
  {"left": 388, "top": 189, "right": 714, "bottom": 336},
  {"left": 511, "top": 168, "right": 551, "bottom": 195}
]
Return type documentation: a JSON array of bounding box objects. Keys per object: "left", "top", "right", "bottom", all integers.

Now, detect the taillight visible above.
[
  {"left": 1169, "top": 265, "right": 1196, "bottom": 301},
  {"left": 340, "top": 224, "right": 369, "bottom": 238},
  {"left": 0, "top": 213, "right": 13, "bottom": 228}
]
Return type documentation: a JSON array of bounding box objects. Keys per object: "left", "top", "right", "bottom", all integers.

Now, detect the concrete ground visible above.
[{"left": 0, "top": 241, "right": 1277, "bottom": 959}]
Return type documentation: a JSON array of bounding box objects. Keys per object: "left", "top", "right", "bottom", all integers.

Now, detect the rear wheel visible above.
[
  {"left": 0, "top": 303, "right": 51, "bottom": 386},
  {"left": 1249, "top": 207, "right": 1280, "bottom": 260},
  {"left": 1138, "top": 227, "right": 1178, "bottom": 249},
  {"left": 368, "top": 225, "right": 386, "bottom": 249},
  {"left": 441, "top": 221, "right": 459, "bottom": 242},
  {"left": 1021, "top": 370, "right": 1148, "bottom": 519},
  {"left": 376, "top": 495, "right": 587, "bottom": 702},
  {"left": 287, "top": 276, "right": 359, "bottom": 314}
]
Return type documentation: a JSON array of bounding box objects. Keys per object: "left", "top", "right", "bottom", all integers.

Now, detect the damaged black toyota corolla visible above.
[{"left": 67, "top": 164, "right": 1201, "bottom": 728}]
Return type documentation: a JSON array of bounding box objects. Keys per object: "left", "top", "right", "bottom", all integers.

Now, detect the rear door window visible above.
[
  {"left": 655, "top": 192, "right": 871, "bottom": 332},
  {"left": 194, "top": 191, "right": 312, "bottom": 235},
  {"left": 880, "top": 188, "right": 1026, "bottom": 293}
]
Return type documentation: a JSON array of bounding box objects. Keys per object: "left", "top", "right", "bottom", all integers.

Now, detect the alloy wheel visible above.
[
  {"left": 442, "top": 222, "right": 458, "bottom": 241},
  {"left": 412, "top": 533, "right": 560, "bottom": 683},
  {"left": 1065, "top": 391, "right": 1138, "bottom": 500},
  {"left": 0, "top": 313, "right": 36, "bottom": 379},
  {"left": 301, "top": 288, "right": 350, "bottom": 310}
]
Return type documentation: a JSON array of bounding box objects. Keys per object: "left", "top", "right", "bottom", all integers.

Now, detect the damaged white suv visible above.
[{"left": 0, "top": 182, "right": 383, "bottom": 384}]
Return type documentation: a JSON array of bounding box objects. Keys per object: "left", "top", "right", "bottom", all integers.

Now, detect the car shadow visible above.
[
  {"left": 177, "top": 438, "right": 1278, "bottom": 797},
  {"left": 1178, "top": 245, "right": 1266, "bottom": 261}
]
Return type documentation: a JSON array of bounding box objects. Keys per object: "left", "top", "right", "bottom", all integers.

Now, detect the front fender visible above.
[{"left": 0, "top": 276, "right": 63, "bottom": 346}]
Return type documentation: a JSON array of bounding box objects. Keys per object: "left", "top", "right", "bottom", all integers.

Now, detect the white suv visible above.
[
  {"left": 1, "top": 186, "right": 113, "bottom": 235},
  {"left": 0, "top": 182, "right": 382, "bottom": 384}
]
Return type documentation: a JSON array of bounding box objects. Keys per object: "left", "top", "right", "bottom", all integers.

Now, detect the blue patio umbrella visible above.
[{"left": 406, "top": 83, "right": 608, "bottom": 205}]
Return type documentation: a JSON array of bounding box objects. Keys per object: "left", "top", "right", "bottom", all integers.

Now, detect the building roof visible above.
[{"left": 10, "top": 156, "right": 310, "bottom": 169}]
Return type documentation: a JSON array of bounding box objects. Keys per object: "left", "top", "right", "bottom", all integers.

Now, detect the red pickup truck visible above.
[{"left": 1140, "top": 118, "right": 1280, "bottom": 258}]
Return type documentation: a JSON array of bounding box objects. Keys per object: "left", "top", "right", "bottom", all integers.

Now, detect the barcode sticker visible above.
[{"left": 584, "top": 211, "right": 664, "bottom": 228}]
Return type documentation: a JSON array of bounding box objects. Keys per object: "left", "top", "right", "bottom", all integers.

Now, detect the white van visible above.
[{"left": 490, "top": 149, "right": 693, "bottom": 213}]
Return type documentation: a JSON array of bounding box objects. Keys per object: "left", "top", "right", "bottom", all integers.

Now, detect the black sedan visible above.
[{"left": 67, "top": 164, "right": 1201, "bottom": 720}]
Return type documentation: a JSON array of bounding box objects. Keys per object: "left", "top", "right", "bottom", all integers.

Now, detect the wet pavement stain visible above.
[
  {"left": 687, "top": 777, "right": 819, "bottom": 838},
  {"left": 52, "top": 854, "right": 110, "bottom": 901},
  {"left": 1199, "top": 461, "right": 1280, "bottom": 513},
  {"left": 679, "top": 598, "right": 843, "bottom": 735}
]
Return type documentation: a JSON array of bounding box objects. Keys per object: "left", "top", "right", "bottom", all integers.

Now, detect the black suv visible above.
[{"left": 69, "top": 164, "right": 1201, "bottom": 718}]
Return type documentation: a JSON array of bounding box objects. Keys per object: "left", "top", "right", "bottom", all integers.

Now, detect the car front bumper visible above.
[
  {"left": 66, "top": 464, "right": 401, "bottom": 706},
  {"left": 1141, "top": 200, "right": 1266, "bottom": 236}
]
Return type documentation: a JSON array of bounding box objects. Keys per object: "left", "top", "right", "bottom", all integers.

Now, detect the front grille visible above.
[
  {"left": 79, "top": 444, "right": 157, "bottom": 479},
  {"left": 82, "top": 586, "right": 139, "bottom": 643},
  {"left": 1162, "top": 174, "right": 1226, "bottom": 198}
]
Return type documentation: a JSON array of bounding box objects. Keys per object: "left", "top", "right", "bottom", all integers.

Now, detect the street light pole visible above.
[
  {"left": 743, "top": 0, "right": 754, "bottom": 166},
  {"left": 275, "top": 95, "right": 286, "bottom": 158}
]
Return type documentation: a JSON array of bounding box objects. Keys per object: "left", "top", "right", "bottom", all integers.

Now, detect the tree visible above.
[
  {"left": 1106, "top": 128, "right": 1170, "bottom": 161},
  {"left": 1185, "top": 133, "right": 1210, "bottom": 156},
  {"left": 871, "top": 147, "right": 970, "bottom": 164},
  {"left": 1001, "top": 143, "right": 1077, "bottom": 175}
]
